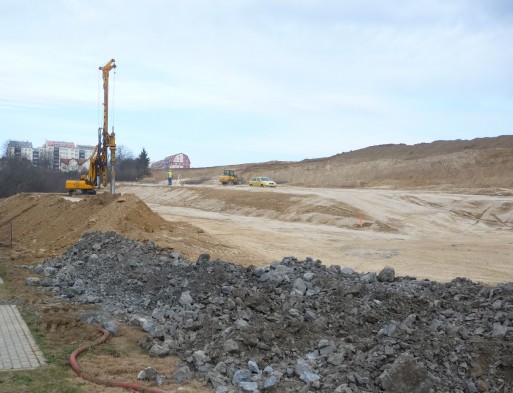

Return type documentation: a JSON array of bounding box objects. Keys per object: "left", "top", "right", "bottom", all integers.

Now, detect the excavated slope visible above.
[{"left": 151, "top": 135, "right": 513, "bottom": 189}]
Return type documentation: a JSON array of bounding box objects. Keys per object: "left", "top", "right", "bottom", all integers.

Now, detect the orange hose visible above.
[{"left": 69, "top": 327, "right": 165, "bottom": 393}]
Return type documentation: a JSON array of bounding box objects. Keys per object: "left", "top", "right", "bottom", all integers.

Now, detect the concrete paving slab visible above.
[{"left": 0, "top": 305, "right": 46, "bottom": 370}]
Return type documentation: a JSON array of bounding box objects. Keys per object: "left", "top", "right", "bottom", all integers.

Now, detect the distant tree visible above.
[
  {"left": 35, "top": 149, "right": 53, "bottom": 169},
  {"left": 0, "top": 156, "right": 70, "bottom": 198},
  {"left": 117, "top": 144, "right": 135, "bottom": 162},
  {"left": 136, "top": 148, "right": 150, "bottom": 178},
  {"left": 1, "top": 140, "right": 9, "bottom": 158},
  {"left": 112, "top": 145, "right": 134, "bottom": 181}
]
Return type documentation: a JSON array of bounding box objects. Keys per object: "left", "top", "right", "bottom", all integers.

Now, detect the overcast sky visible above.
[{"left": 1, "top": 1, "right": 512, "bottom": 167}]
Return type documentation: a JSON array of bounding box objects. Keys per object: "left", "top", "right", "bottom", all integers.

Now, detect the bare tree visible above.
[
  {"left": 1, "top": 140, "right": 12, "bottom": 158},
  {"left": 117, "top": 145, "right": 135, "bottom": 161}
]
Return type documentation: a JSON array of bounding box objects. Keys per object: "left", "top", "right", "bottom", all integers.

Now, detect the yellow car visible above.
[{"left": 249, "top": 177, "right": 277, "bottom": 187}]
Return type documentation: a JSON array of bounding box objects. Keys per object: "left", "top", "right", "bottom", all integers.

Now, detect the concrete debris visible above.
[
  {"left": 25, "top": 277, "right": 41, "bottom": 286},
  {"left": 36, "top": 231, "right": 513, "bottom": 392},
  {"left": 137, "top": 366, "right": 165, "bottom": 385}
]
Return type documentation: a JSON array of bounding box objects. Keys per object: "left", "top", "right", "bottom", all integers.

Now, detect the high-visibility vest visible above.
[{"left": 168, "top": 170, "right": 173, "bottom": 178}]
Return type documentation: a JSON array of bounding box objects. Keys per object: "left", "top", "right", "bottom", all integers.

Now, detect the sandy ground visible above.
[
  {"left": 0, "top": 181, "right": 511, "bottom": 392},
  {"left": 118, "top": 182, "right": 513, "bottom": 285}
]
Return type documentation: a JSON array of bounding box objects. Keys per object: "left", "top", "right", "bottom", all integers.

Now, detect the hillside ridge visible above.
[{"left": 152, "top": 135, "right": 513, "bottom": 189}]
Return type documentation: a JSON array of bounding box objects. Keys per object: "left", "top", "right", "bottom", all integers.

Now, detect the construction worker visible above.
[{"left": 167, "top": 168, "right": 173, "bottom": 185}]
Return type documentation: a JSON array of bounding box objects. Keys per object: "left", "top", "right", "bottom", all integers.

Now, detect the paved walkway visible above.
[{"left": 0, "top": 279, "right": 46, "bottom": 370}]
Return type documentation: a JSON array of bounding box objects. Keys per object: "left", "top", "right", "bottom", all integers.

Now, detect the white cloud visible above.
[{"left": 0, "top": 1, "right": 511, "bottom": 166}]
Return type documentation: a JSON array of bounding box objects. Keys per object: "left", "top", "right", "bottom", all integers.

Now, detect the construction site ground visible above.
[
  {"left": 0, "top": 179, "right": 512, "bottom": 392},
  {"left": 118, "top": 182, "right": 513, "bottom": 284}
]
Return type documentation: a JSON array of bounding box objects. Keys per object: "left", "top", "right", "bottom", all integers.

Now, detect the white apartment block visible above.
[
  {"left": 7, "top": 141, "right": 33, "bottom": 160},
  {"left": 7, "top": 140, "right": 96, "bottom": 171}
]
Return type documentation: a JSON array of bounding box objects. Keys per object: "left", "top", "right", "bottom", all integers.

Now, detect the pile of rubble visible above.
[{"left": 34, "top": 231, "right": 513, "bottom": 392}]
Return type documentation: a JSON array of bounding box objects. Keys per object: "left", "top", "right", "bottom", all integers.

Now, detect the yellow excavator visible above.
[{"left": 66, "top": 59, "right": 117, "bottom": 195}]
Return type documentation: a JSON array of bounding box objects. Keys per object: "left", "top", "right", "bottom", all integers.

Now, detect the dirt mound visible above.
[{"left": 0, "top": 192, "right": 243, "bottom": 262}]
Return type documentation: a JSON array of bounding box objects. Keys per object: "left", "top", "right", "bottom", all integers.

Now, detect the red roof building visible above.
[{"left": 150, "top": 153, "right": 191, "bottom": 169}]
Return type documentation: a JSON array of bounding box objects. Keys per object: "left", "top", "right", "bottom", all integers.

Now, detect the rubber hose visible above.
[{"left": 69, "top": 327, "right": 165, "bottom": 393}]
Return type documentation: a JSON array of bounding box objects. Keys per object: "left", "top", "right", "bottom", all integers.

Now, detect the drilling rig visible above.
[{"left": 65, "top": 59, "right": 117, "bottom": 195}]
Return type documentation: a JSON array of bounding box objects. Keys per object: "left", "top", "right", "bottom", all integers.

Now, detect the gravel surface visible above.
[{"left": 35, "top": 231, "right": 513, "bottom": 392}]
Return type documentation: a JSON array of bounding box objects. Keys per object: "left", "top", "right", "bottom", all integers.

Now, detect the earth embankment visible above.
[
  {"left": 151, "top": 135, "right": 513, "bottom": 189},
  {"left": 117, "top": 183, "right": 513, "bottom": 284}
]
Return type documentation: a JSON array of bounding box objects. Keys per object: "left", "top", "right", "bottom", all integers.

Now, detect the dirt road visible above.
[{"left": 118, "top": 183, "right": 513, "bottom": 285}]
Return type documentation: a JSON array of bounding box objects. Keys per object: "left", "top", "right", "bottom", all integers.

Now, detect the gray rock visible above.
[
  {"left": 402, "top": 314, "right": 417, "bottom": 329},
  {"left": 43, "top": 267, "right": 58, "bottom": 277},
  {"left": 193, "top": 350, "right": 210, "bottom": 368},
  {"left": 224, "top": 339, "right": 239, "bottom": 353},
  {"left": 172, "top": 366, "right": 191, "bottom": 383},
  {"left": 235, "top": 318, "right": 249, "bottom": 329},
  {"left": 360, "top": 272, "right": 377, "bottom": 283},
  {"left": 295, "top": 358, "right": 319, "bottom": 384},
  {"left": 378, "top": 321, "right": 399, "bottom": 337},
  {"left": 170, "top": 251, "right": 182, "bottom": 260},
  {"left": 179, "top": 291, "right": 194, "bottom": 306},
  {"left": 232, "top": 369, "right": 251, "bottom": 386},
  {"left": 328, "top": 352, "right": 346, "bottom": 366},
  {"left": 197, "top": 253, "right": 210, "bottom": 263},
  {"left": 41, "top": 277, "right": 54, "bottom": 287},
  {"left": 239, "top": 381, "right": 258, "bottom": 392},
  {"left": 300, "top": 371, "right": 320, "bottom": 384},
  {"left": 340, "top": 267, "right": 355, "bottom": 276},
  {"left": 318, "top": 339, "right": 337, "bottom": 356},
  {"left": 378, "top": 354, "right": 434, "bottom": 393},
  {"left": 155, "top": 374, "right": 165, "bottom": 385},
  {"left": 263, "top": 374, "right": 279, "bottom": 390},
  {"left": 378, "top": 266, "right": 395, "bottom": 282},
  {"left": 293, "top": 277, "right": 307, "bottom": 295},
  {"left": 102, "top": 320, "right": 118, "bottom": 335},
  {"left": 248, "top": 360, "right": 260, "bottom": 374},
  {"left": 71, "top": 279, "right": 86, "bottom": 295},
  {"left": 206, "top": 370, "right": 228, "bottom": 388},
  {"left": 334, "top": 384, "right": 354, "bottom": 393},
  {"left": 25, "top": 277, "right": 41, "bottom": 286},
  {"left": 149, "top": 344, "right": 169, "bottom": 358},
  {"left": 305, "top": 310, "right": 317, "bottom": 322},
  {"left": 137, "top": 367, "right": 157, "bottom": 380},
  {"left": 491, "top": 322, "right": 508, "bottom": 337},
  {"left": 142, "top": 319, "right": 156, "bottom": 333}
]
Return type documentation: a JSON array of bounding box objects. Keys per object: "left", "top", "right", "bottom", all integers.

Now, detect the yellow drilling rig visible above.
[{"left": 66, "top": 59, "right": 117, "bottom": 195}]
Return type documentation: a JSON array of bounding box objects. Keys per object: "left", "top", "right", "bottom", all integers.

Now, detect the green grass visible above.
[
  {"left": 19, "top": 309, "right": 46, "bottom": 353},
  {"left": 0, "top": 268, "right": 86, "bottom": 393},
  {"left": 0, "top": 368, "right": 84, "bottom": 393},
  {"left": 0, "top": 308, "right": 86, "bottom": 393},
  {"left": 101, "top": 345, "right": 122, "bottom": 358},
  {"left": 9, "top": 373, "right": 33, "bottom": 385}
]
